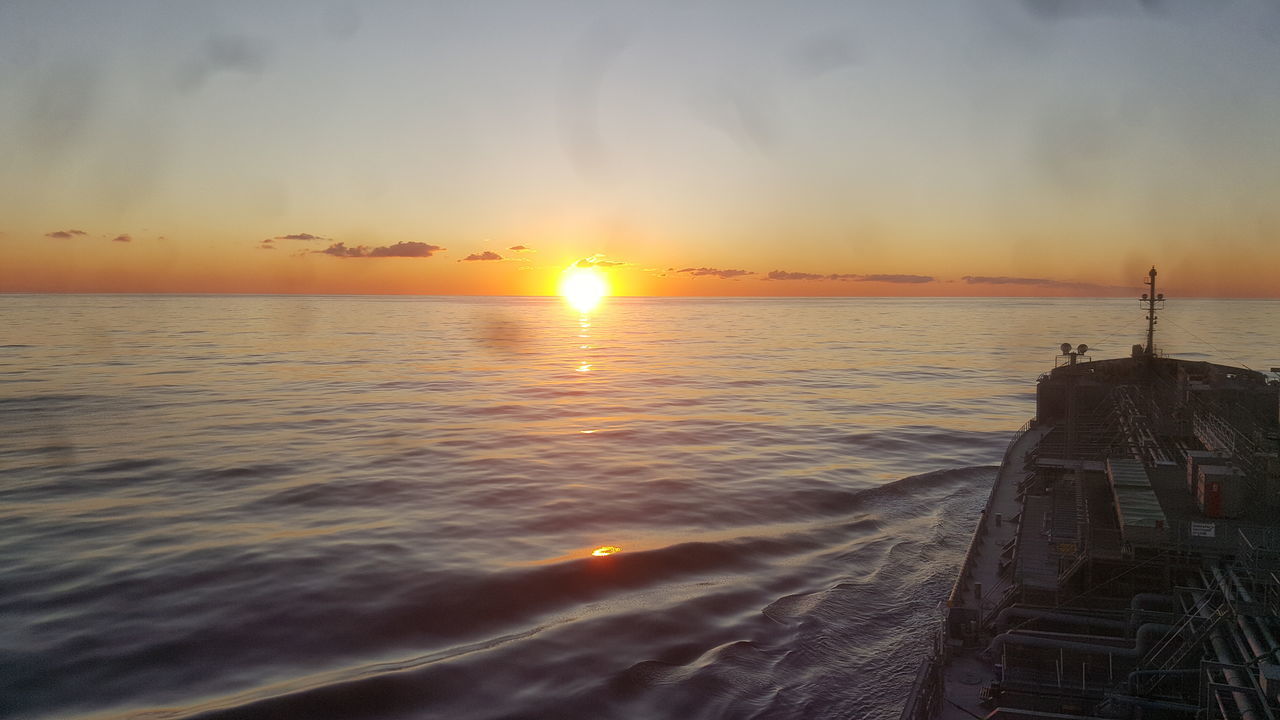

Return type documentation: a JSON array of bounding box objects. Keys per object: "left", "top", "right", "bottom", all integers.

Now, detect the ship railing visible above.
[
  {"left": 1238, "top": 527, "right": 1280, "bottom": 556},
  {"left": 1057, "top": 549, "right": 1090, "bottom": 586},
  {"left": 1113, "top": 523, "right": 1280, "bottom": 563},
  {"left": 948, "top": 420, "right": 1034, "bottom": 607},
  {"left": 898, "top": 643, "right": 945, "bottom": 720},
  {"left": 909, "top": 422, "right": 1035, "bottom": 719},
  {"left": 1004, "top": 419, "right": 1033, "bottom": 460}
]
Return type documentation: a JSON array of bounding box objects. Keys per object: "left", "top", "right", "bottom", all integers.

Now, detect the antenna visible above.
[
  {"left": 1141, "top": 266, "right": 1165, "bottom": 356},
  {"left": 1059, "top": 341, "right": 1089, "bottom": 366}
]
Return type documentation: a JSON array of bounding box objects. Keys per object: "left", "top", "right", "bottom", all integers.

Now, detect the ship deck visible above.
[
  {"left": 939, "top": 424, "right": 1050, "bottom": 719},
  {"left": 898, "top": 297, "right": 1280, "bottom": 720}
]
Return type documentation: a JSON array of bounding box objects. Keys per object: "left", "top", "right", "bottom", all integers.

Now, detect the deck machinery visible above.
[{"left": 902, "top": 269, "right": 1280, "bottom": 720}]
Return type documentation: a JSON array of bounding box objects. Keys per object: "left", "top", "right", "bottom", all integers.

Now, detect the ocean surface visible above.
[{"left": 3, "top": 295, "right": 1278, "bottom": 720}]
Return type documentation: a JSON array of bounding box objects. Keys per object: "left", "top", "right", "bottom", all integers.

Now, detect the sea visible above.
[{"left": 3, "top": 295, "right": 1278, "bottom": 720}]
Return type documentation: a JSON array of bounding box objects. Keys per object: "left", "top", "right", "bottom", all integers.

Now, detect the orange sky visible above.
[{"left": 2, "top": 230, "right": 1274, "bottom": 298}]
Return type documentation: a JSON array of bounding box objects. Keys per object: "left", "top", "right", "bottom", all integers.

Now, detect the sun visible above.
[{"left": 559, "top": 267, "right": 609, "bottom": 313}]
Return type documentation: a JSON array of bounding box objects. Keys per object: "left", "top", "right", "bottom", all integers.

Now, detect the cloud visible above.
[
  {"left": 461, "top": 251, "right": 503, "bottom": 262},
  {"left": 859, "top": 274, "right": 934, "bottom": 284},
  {"left": 320, "top": 242, "right": 364, "bottom": 258},
  {"left": 788, "top": 29, "right": 862, "bottom": 77},
  {"left": 175, "top": 33, "right": 271, "bottom": 92},
  {"left": 961, "top": 275, "right": 1128, "bottom": 292},
  {"left": 962, "top": 275, "right": 1067, "bottom": 286},
  {"left": 319, "top": 241, "right": 444, "bottom": 258},
  {"left": 574, "top": 254, "right": 626, "bottom": 268},
  {"left": 766, "top": 270, "right": 934, "bottom": 283},
  {"left": 45, "top": 229, "right": 87, "bottom": 239},
  {"left": 678, "top": 267, "right": 754, "bottom": 279},
  {"left": 1019, "top": 0, "right": 1187, "bottom": 21},
  {"left": 508, "top": 245, "right": 532, "bottom": 252},
  {"left": 111, "top": 234, "right": 131, "bottom": 243},
  {"left": 768, "top": 270, "right": 825, "bottom": 281},
  {"left": 369, "top": 242, "right": 444, "bottom": 258}
]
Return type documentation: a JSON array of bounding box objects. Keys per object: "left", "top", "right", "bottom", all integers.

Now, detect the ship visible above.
[{"left": 900, "top": 267, "right": 1280, "bottom": 720}]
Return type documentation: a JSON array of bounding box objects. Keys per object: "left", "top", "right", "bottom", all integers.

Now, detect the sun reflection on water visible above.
[{"left": 570, "top": 304, "right": 598, "bottom": 374}]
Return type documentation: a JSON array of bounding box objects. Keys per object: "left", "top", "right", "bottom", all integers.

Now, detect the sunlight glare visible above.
[
  {"left": 591, "top": 546, "right": 621, "bottom": 556},
  {"left": 560, "top": 268, "right": 608, "bottom": 313}
]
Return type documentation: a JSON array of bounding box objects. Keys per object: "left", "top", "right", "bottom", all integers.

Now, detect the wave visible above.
[{"left": 53, "top": 465, "right": 997, "bottom": 720}]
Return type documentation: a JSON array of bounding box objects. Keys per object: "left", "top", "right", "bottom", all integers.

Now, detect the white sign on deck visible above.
[{"left": 1190, "top": 522, "right": 1216, "bottom": 538}]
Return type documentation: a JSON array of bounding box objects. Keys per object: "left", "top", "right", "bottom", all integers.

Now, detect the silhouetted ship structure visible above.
[{"left": 902, "top": 268, "right": 1280, "bottom": 720}]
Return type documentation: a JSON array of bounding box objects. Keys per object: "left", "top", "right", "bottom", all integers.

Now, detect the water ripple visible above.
[{"left": 2, "top": 295, "right": 1277, "bottom": 720}]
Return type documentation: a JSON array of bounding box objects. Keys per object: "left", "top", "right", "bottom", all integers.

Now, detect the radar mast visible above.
[{"left": 1141, "top": 266, "right": 1165, "bottom": 356}]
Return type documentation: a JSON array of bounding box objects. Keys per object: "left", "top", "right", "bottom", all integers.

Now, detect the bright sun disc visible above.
[{"left": 560, "top": 268, "right": 608, "bottom": 313}]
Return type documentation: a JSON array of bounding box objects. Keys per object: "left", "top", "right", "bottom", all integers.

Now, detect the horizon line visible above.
[{"left": 3, "top": 290, "right": 1274, "bottom": 300}]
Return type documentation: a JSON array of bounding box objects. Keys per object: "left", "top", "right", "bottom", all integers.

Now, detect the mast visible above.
[{"left": 1142, "top": 266, "right": 1164, "bottom": 356}]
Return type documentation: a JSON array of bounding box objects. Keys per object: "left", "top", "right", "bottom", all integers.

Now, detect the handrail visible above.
[
  {"left": 947, "top": 419, "right": 1033, "bottom": 606},
  {"left": 903, "top": 419, "right": 1038, "bottom": 720}
]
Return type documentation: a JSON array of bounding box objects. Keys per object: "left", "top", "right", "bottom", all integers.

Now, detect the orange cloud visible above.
[
  {"left": 318, "top": 241, "right": 445, "bottom": 258},
  {"left": 766, "top": 270, "right": 933, "bottom": 283},
  {"left": 575, "top": 254, "right": 625, "bottom": 267},
  {"left": 962, "top": 275, "right": 1128, "bottom": 293},
  {"left": 677, "top": 266, "right": 753, "bottom": 279}
]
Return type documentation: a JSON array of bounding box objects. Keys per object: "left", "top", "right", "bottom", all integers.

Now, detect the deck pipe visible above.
[
  {"left": 1124, "top": 667, "right": 1200, "bottom": 695},
  {"left": 1189, "top": 582, "right": 1264, "bottom": 720},
  {"left": 993, "top": 606, "right": 1129, "bottom": 634},
  {"left": 1226, "top": 566, "right": 1280, "bottom": 655},
  {"left": 1127, "top": 593, "right": 1181, "bottom": 633},
  {"left": 1130, "top": 593, "right": 1176, "bottom": 613},
  {"left": 986, "top": 623, "right": 1177, "bottom": 660},
  {"left": 1207, "top": 629, "right": 1262, "bottom": 720},
  {"left": 1210, "top": 566, "right": 1274, "bottom": 664}
]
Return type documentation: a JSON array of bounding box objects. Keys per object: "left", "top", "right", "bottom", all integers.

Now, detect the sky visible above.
[{"left": 1, "top": 0, "right": 1278, "bottom": 297}]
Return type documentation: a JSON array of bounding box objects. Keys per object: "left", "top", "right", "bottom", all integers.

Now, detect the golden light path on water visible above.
[{"left": 562, "top": 279, "right": 624, "bottom": 562}]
